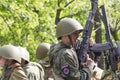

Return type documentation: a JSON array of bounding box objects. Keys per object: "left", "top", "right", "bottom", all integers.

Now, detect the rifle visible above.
[
  {"left": 100, "top": 5, "right": 117, "bottom": 72},
  {"left": 75, "top": 0, "right": 98, "bottom": 69}
]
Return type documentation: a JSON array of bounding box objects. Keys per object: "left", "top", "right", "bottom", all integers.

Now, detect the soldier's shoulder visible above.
[
  {"left": 28, "top": 62, "right": 44, "bottom": 70},
  {"left": 12, "top": 66, "right": 27, "bottom": 76},
  {"left": 14, "top": 66, "right": 24, "bottom": 71}
]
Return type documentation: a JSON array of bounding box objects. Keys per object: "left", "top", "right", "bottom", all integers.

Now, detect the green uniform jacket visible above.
[
  {"left": 39, "top": 61, "right": 54, "bottom": 80},
  {"left": 9, "top": 67, "right": 28, "bottom": 80},
  {"left": 49, "top": 42, "right": 92, "bottom": 80},
  {"left": 23, "top": 62, "right": 45, "bottom": 80}
]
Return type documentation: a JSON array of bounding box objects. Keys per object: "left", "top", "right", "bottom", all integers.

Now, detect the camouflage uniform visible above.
[
  {"left": 23, "top": 62, "right": 44, "bottom": 80},
  {"left": 39, "top": 60, "right": 54, "bottom": 80},
  {"left": 49, "top": 42, "right": 92, "bottom": 80}
]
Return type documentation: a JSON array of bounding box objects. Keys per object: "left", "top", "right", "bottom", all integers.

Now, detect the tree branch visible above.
[
  {"left": 0, "top": 15, "right": 15, "bottom": 40},
  {"left": 64, "top": 0, "right": 74, "bottom": 7},
  {"left": 55, "top": 0, "right": 75, "bottom": 24}
]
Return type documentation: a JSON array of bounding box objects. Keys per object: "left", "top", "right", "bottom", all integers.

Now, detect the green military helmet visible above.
[
  {"left": 56, "top": 18, "right": 83, "bottom": 39},
  {"left": 18, "top": 46, "right": 30, "bottom": 62},
  {"left": 36, "top": 43, "right": 51, "bottom": 60},
  {"left": 0, "top": 45, "right": 21, "bottom": 63}
]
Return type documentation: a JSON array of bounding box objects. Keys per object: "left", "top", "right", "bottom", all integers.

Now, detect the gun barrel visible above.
[{"left": 90, "top": 42, "right": 111, "bottom": 52}]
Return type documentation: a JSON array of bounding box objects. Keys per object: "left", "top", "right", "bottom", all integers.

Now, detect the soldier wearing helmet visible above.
[
  {"left": 0, "top": 45, "right": 28, "bottom": 80},
  {"left": 36, "top": 42, "right": 54, "bottom": 80},
  {"left": 17, "top": 46, "right": 45, "bottom": 80},
  {"left": 48, "top": 18, "right": 96, "bottom": 80}
]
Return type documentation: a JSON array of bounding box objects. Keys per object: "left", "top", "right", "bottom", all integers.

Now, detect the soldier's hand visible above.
[
  {"left": 89, "top": 39, "right": 96, "bottom": 47},
  {"left": 92, "top": 66, "right": 104, "bottom": 80},
  {"left": 86, "top": 55, "right": 95, "bottom": 70}
]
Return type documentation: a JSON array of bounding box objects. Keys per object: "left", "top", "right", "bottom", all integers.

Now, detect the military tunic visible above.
[
  {"left": 49, "top": 42, "right": 92, "bottom": 80},
  {"left": 23, "top": 62, "right": 45, "bottom": 80},
  {"left": 1, "top": 64, "right": 28, "bottom": 80},
  {"left": 9, "top": 67, "right": 28, "bottom": 80}
]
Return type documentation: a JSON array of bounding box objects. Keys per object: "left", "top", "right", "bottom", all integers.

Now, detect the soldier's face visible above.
[
  {"left": 0, "top": 57, "right": 6, "bottom": 67},
  {"left": 70, "top": 31, "right": 80, "bottom": 45},
  {"left": 62, "top": 30, "right": 81, "bottom": 47}
]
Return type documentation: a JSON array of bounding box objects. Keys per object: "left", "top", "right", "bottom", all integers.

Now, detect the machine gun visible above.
[
  {"left": 100, "top": 5, "right": 117, "bottom": 72},
  {"left": 75, "top": 0, "right": 98, "bottom": 69}
]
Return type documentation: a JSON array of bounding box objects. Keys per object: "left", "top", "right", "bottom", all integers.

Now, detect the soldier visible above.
[
  {"left": 0, "top": 45, "right": 28, "bottom": 80},
  {"left": 36, "top": 42, "right": 54, "bottom": 80},
  {"left": 18, "top": 46, "right": 45, "bottom": 80},
  {"left": 49, "top": 18, "right": 96, "bottom": 80}
]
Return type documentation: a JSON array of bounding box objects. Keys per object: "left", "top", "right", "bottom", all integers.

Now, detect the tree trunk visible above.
[{"left": 94, "top": 9, "right": 104, "bottom": 69}]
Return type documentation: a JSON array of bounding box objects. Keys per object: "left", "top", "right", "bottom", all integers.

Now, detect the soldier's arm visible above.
[{"left": 59, "top": 51, "right": 92, "bottom": 80}]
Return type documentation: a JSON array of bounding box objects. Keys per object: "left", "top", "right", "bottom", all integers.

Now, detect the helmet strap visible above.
[{"left": 68, "top": 35, "right": 74, "bottom": 48}]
